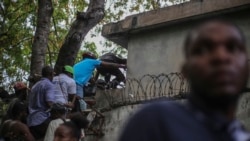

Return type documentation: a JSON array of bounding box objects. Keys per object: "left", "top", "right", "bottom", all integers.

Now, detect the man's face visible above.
[{"left": 184, "top": 22, "right": 248, "bottom": 98}]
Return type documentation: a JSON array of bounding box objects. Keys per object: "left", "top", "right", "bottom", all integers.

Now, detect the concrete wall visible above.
[
  {"left": 85, "top": 104, "right": 140, "bottom": 141},
  {"left": 237, "top": 93, "right": 250, "bottom": 130},
  {"left": 127, "top": 9, "right": 250, "bottom": 79},
  {"left": 126, "top": 10, "right": 250, "bottom": 132},
  {"left": 84, "top": 89, "right": 141, "bottom": 141},
  {"left": 84, "top": 89, "right": 187, "bottom": 141}
]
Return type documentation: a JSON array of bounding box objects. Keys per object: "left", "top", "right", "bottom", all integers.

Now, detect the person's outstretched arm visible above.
[{"left": 100, "top": 61, "right": 126, "bottom": 69}]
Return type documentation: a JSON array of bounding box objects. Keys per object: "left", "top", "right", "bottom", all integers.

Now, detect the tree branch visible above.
[
  {"left": 7, "top": 9, "right": 34, "bottom": 33},
  {"left": 0, "top": 3, "right": 4, "bottom": 16},
  {"left": 30, "top": 0, "right": 53, "bottom": 85},
  {"left": 52, "top": 15, "right": 59, "bottom": 42},
  {"left": 54, "top": 0, "right": 105, "bottom": 74},
  {"left": 47, "top": 45, "right": 53, "bottom": 66},
  {"left": 12, "top": 37, "right": 33, "bottom": 48}
]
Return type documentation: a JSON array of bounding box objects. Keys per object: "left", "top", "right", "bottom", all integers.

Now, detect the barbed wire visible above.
[{"left": 101, "top": 72, "right": 190, "bottom": 110}]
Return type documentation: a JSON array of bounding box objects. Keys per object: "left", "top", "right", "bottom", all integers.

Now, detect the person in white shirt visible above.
[
  {"left": 54, "top": 112, "right": 89, "bottom": 141},
  {"left": 44, "top": 103, "right": 88, "bottom": 141},
  {"left": 44, "top": 103, "right": 68, "bottom": 141},
  {"left": 53, "top": 65, "right": 76, "bottom": 109}
]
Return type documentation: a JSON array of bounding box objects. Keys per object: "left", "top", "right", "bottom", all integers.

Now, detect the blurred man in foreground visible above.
[{"left": 119, "top": 20, "right": 250, "bottom": 141}]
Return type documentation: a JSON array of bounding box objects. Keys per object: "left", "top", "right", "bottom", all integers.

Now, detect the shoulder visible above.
[
  {"left": 61, "top": 75, "right": 76, "bottom": 84},
  {"left": 137, "top": 100, "right": 183, "bottom": 116},
  {"left": 86, "top": 58, "right": 101, "bottom": 64},
  {"left": 61, "top": 74, "right": 74, "bottom": 81},
  {"left": 43, "top": 79, "right": 54, "bottom": 87},
  {"left": 126, "top": 100, "right": 190, "bottom": 129},
  {"left": 36, "top": 78, "right": 53, "bottom": 86},
  {"left": 119, "top": 101, "right": 184, "bottom": 141},
  {"left": 49, "top": 119, "right": 64, "bottom": 126},
  {"left": 123, "top": 100, "right": 184, "bottom": 128},
  {"left": 53, "top": 76, "right": 59, "bottom": 81},
  {"left": 75, "top": 59, "right": 101, "bottom": 66}
]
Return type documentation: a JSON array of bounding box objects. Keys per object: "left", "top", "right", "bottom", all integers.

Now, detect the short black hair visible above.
[
  {"left": 50, "top": 103, "right": 67, "bottom": 115},
  {"left": 183, "top": 19, "right": 246, "bottom": 58},
  {"left": 42, "top": 66, "right": 54, "bottom": 77}
]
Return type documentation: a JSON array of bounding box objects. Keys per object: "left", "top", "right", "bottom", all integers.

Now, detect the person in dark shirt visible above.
[
  {"left": 119, "top": 20, "right": 250, "bottom": 141},
  {"left": 27, "top": 66, "right": 56, "bottom": 140},
  {"left": 0, "top": 102, "right": 35, "bottom": 141},
  {"left": 1, "top": 82, "right": 29, "bottom": 124},
  {"left": 96, "top": 53, "right": 127, "bottom": 88}
]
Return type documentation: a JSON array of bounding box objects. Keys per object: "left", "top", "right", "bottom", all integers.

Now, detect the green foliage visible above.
[
  {"left": 0, "top": 0, "right": 36, "bottom": 89},
  {"left": 0, "top": 0, "right": 85, "bottom": 88},
  {"left": 46, "top": 0, "right": 89, "bottom": 67}
]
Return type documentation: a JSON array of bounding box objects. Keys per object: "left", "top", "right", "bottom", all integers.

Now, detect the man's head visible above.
[
  {"left": 182, "top": 20, "right": 249, "bottom": 106},
  {"left": 82, "top": 52, "right": 97, "bottom": 60},
  {"left": 42, "top": 66, "right": 54, "bottom": 81},
  {"left": 50, "top": 103, "right": 67, "bottom": 119},
  {"left": 13, "top": 82, "right": 27, "bottom": 91},
  {"left": 13, "top": 82, "right": 28, "bottom": 100},
  {"left": 63, "top": 65, "right": 74, "bottom": 78}
]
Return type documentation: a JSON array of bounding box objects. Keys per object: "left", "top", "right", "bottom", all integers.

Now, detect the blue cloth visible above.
[
  {"left": 119, "top": 100, "right": 250, "bottom": 141},
  {"left": 74, "top": 58, "right": 101, "bottom": 98},
  {"left": 76, "top": 84, "right": 84, "bottom": 98},
  {"left": 79, "top": 99, "right": 87, "bottom": 111},
  {"left": 27, "top": 78, "right": 55, "bottom": 127},
  {"left": 73, "top": 58, "right": 101, "bottom": 86}
]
